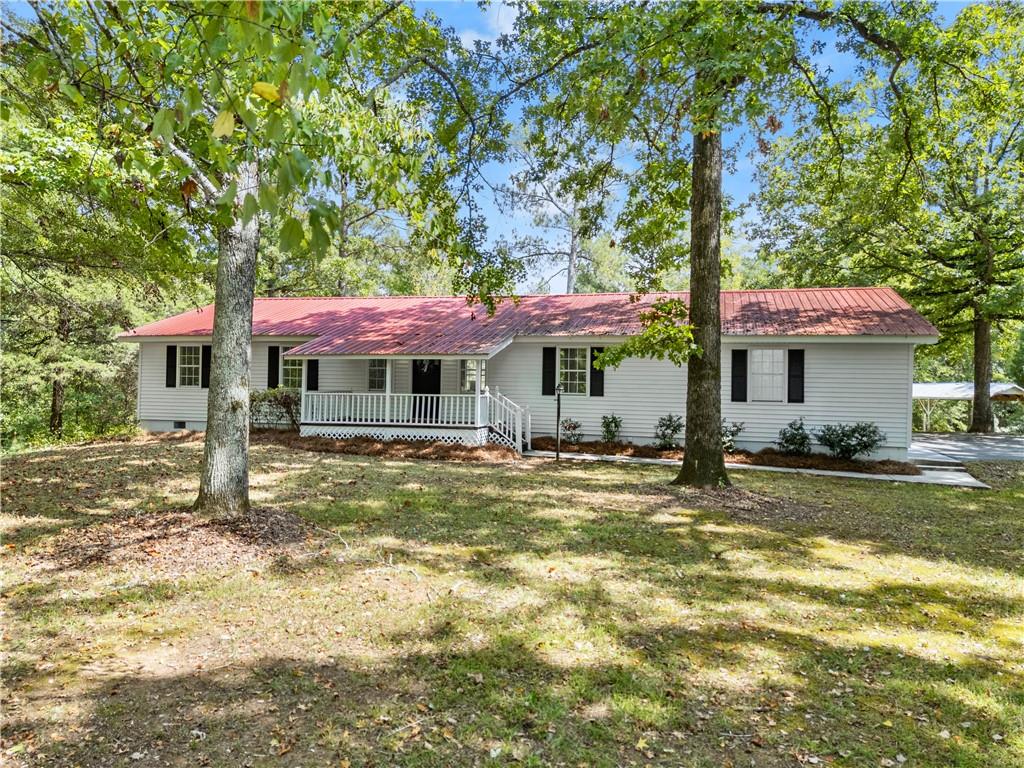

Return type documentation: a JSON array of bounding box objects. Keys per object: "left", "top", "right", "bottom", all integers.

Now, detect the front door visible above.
[{"left": 412, "top": 359, "right": 441, "bottom": 421}]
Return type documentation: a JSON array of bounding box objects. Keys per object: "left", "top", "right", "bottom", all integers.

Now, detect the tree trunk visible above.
[
  {"left": 674, "top": 128, "right": 729, "bottom": 487},
  {"left": 968, "top": 311, "right": 994, "bottom": 433},
  {"left": 566, "top": 230, "right": 578, "bottom": 294},
  {"left": 49, "top": 378, "right": 65, "bottom": 437},
  {"left": 194, "top": 161, "right": 261, "bottom": 518},
  {"left": 48, "top": 304, "right": 71, "bottom": 438}
]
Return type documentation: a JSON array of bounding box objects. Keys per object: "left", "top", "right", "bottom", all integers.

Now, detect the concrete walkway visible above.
[
  {"left": 911, "top": 433, "right": 1024, "bottom": 463},
  {"left": 523, "top": 450, "right": 989, "bottom": 489}
]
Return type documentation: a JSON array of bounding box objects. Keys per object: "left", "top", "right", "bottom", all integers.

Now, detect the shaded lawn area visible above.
[{"left": 1, "top": 436, "right": 1022, "bottom": 768}]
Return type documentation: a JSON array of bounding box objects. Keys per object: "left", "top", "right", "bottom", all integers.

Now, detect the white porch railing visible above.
[
  {"left": 303, "top": 392, "right": 480, "bottom": 426},
  {"left": 301, "top": 390, "right": 530, "bottom": 450}
]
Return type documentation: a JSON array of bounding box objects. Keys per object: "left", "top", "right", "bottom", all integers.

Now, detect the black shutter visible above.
[
  {"left": 165, "top": 345, "right": 177, "bottom": 388},
  {"left": 201, "top": 345, "right": 212, "bottom": 389},
  {"left": 542, "top": 346, "right": 556, "bottom": 395},
  {"left": 730, "top": 349, "right": 747, "bottom": 402},
  {"left": 306, "top": 359, "right": 319, "bottom": 391},
  {"left": 589, "top": 347, "right": 604, "bottom": 397},
  {"left": 267, "top": 346, "right": 279, "bottom": 389},
  {"left": 787, "top": 349, "right": 805, "bottom": 403}
]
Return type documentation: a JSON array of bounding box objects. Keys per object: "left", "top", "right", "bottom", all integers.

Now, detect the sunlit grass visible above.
[{"left": 1, "top": 437, "right": 1022, "bottom": 767}]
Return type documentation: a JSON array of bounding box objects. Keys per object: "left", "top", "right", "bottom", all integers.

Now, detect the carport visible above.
[{"left": 913, "top": 382, "right": 1024, "bottom": 432}]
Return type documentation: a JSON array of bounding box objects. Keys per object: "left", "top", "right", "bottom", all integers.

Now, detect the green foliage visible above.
[
  {"left": 776, "top": 419, "right": 813, "bottom": 456},
  {"left": 597, "top": 298, "right": 697, "bottom": 369},
  {"left": 600, "top": 414, "right": 623, "bottom": 443},
  {"left": 0, "top": 54, "right": 209, "bottom": 448},
  {"left": 720, "top": 420, "right": 745, "bottom": 453},
  {"left": 13, "top": 0, "right": 506, "bottom": 300},
  {"left": 814, "top": 422, "right": 887, "bottom": 460},
  {"left": 250, "top": 388, "right": 302, "bottom": 431},
  {"left": 559, "top": 418, "right": 583, "bottom": 445},
  {"left": 755, "top": 3, "right": 1024, "bottom": 355},
  {"left": 653, "top": 414, "right": 684, "bottom": 450}
]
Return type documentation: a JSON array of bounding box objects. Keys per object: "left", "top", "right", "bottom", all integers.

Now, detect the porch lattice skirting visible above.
[{"left": 300, "top": 424, "right": 490, "bottom": 447}]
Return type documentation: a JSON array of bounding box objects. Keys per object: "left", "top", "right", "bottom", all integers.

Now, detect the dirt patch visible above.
[
  {"left": 667, "top": 484, "right": 832, "bottom": 525},
  {"left": 30, "top": 506, "right": 320, "bottom": 575},
  {"left": 530, "top": 437, "right": 920, "bottom": 475},
  {"left": 252, "top": 429, "right": 519, "bottom": 462}
]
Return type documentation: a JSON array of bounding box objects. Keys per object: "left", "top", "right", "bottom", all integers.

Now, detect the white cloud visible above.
[{"left": 457, "top": 1, "right": 518, "bottom": 49}]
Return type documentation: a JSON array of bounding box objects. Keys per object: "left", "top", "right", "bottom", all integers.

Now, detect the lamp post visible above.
[{"left": 555, "top": 383, "right": 562, "bottom": 461}]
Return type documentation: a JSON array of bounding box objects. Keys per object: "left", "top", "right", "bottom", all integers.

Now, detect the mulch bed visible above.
[
  {"left": 252, "top": 429, "right": 520, "bottom": 462},
  {"left": 531, "top": 437, "right": 921, "bottom": 476},
  {"left": 31, "top": 506, "right": 321, "bottom": 576}
]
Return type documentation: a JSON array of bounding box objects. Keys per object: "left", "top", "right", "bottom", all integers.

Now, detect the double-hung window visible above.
[
  {"left": 368, "top": 359, "right": 387, "bottom": 392},
  {"left": 558, "top": 347, "right": 588, "bottom": 395},
  {"left": 280, "top": 347, "right": 303, "bottom": 390},
  {"left": 459, "top": 360, "right": 486, "bottom": 393},
  {"left": 749, "top": 348, "right": 784, "bottom": 402},
  {"left": 178, "top": 345, "right": 201, "bottom": 387}
]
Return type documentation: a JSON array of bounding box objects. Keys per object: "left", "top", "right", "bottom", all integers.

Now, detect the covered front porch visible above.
[{"left": 288, "top": 354, "right": 529, "bottom": 451}]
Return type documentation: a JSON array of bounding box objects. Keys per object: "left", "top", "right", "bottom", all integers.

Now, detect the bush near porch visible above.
[{"left": 2, "top": 436, "right": 1021, "bottom": 768}]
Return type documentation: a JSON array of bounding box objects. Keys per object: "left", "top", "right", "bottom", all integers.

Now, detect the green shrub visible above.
[
  {"left": 776, "top": 418, "right": 813, "bottom": 456},
  {"left": 250, "top": 388, "right": 302, "bottom": 431},
  {"left": 654, "top": 414, "right": 684, "bottom": 449},
  {"left": 600, "top": 414, "right": 623, "bottom": 442},
  {"left": 814, "top": 422, "right": 885, "bottom": 460},
  {"left": 559, "top": 417, "right": 583, "bottom": 444},
  {"left": 720, "top": 419, "right": 745, "bottom": 452}
]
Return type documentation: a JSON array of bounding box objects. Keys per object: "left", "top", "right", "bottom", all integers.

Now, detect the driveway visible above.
[{"left": 910, "top": 433, "right": 1024, "bottom": 463}]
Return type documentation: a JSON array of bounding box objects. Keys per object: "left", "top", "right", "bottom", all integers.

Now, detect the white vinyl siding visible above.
[
  {"left": 486, "top": 338, "right": 914, "bottom": 458},
  {"left": 749, "top": 348, "right": 784, "bottom": 402},
  {"left": 177, "top": 345, "right": 201, "bottom": 387},
  {"left": 134, "top": 337, "right": 916, "bottom": 458}
]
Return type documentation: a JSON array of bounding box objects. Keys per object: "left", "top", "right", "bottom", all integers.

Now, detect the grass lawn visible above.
[{"left": 2, "top": 436, "right": 1022, "bottom": 767}]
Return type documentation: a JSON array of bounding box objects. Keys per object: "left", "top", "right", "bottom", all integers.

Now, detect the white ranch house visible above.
[{"left": 120, "top": 288, "right": 938, "bottom": 459}]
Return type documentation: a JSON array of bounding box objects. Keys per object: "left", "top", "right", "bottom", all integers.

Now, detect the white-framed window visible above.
[
  {"left": 368, "top": 359, "right": 387, "bottom": 392},
  {"left": 558, "top": 347, "right": 589, "bottom": 395},
  {"left": 459, "top": 360, "right": 486, "bottom": 393},
  {"left": 178, "top": 345, "right": 201, "bottom": 387},
  {"left": 749, "top": 348, "right": 785, "bottom": 402},
  {"left": 282, "top": 357, "right": 303, "bottom": 390}
]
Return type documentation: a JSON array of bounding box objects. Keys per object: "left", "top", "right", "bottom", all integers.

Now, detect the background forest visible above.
[{"left": 1, "top": 0, "right": 1022, "bottom": 449}]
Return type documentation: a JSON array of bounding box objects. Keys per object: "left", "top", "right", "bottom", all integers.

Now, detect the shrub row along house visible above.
[{"left": 120, "top": 288, "right": 938, "bottom": 459}]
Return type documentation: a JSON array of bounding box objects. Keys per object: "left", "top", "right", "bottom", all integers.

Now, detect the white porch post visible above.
[
  {"left": 384, "top": 358, "right": 393, "bottom": 424},
  {"left": 474, "top": 359, "right": 482, "bottom": 426}
]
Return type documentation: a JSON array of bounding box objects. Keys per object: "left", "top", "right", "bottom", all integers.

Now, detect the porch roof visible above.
[{"left": 121, "top": 287, "right": 938, "bottom": 355}]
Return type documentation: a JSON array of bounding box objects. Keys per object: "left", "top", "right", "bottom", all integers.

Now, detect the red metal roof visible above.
[{"left": 121, "top": 287, "right": 938, "bottom": 355}]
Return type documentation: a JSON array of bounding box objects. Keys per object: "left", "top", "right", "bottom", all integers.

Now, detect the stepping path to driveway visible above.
[{"left": 523, "top": 450, "right": 990, "bottom": 489}]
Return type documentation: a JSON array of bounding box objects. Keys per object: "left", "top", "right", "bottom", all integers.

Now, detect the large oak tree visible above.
[
  {"left": 509, "top": 1, "right": 945, "bottom": 486},
  {"left": 13, "top": 0, "right": 500, "bottom": 515}
]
